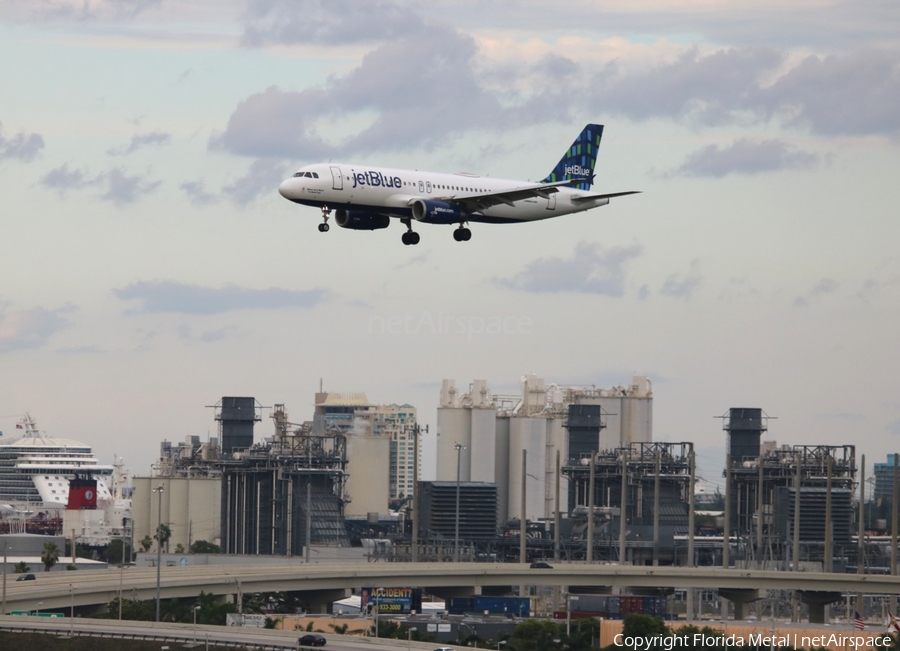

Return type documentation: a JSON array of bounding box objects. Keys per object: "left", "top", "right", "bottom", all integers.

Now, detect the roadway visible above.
[
  {"left": 0, "top": 615, "right": 459, "bottom": 650},
  {"left": 4, "top": 562, "right": 900, "bottom": 614}
]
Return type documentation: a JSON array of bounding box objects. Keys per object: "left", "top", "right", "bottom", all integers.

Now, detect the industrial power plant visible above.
[
  {"left": 124, "top": 375, "right": 890, "bottom": 600},
  {"left": 4, "top": 371, "right": 900, "bottom": 644}
]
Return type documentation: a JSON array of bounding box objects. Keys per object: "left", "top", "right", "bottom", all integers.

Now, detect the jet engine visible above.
[
  {"left": 411, "top": 200, "right": 464, "bottom": 224},
  {"left": 334, "top": 210, "right": 390, "bottom": 230}
]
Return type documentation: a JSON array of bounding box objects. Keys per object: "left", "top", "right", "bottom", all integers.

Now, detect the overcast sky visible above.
[{"left": 2, "top": 0, "right": 899, "bottom": 491}]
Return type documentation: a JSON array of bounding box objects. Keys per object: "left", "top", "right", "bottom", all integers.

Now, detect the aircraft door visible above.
[
  {"left": 330, "top": 166, "right": 343, "bottom": 191},
  {"left": 546, "top": 193, "right": 557, "bottom": 210}
]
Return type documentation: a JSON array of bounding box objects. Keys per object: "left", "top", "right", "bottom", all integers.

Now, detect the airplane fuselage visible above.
[{"left": 278, "top": 163, "right": 610, "bottom": 225}]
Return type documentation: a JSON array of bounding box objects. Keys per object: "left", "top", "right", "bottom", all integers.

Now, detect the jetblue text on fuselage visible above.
[{"left": 352, "top": 170, "right": 403, "bottom": 189}]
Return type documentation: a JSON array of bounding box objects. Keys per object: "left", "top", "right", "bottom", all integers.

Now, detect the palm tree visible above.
[
  {"left": 41, "top": 541, "right": 60, "bottom": 572},
  {"left": 156, "top": 523, "right": 172, "bottom": 553}
]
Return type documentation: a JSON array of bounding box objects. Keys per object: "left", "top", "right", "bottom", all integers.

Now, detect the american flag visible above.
[{"left": 855, "top": 611, "right": 865, "bottom": 630}]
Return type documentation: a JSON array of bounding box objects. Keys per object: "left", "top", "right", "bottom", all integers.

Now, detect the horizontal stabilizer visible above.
[{"left": 571, "top": 190, "right": 641, "bottom": 203}]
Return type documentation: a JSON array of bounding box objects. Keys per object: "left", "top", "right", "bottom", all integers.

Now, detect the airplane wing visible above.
[{"left": 422, "top": 179, "right": 587, "bottom": 212}]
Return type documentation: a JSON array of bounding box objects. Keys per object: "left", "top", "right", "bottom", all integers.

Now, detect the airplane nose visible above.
[{"left": 278, "top": 179, "right": 290, "bottom": 199}]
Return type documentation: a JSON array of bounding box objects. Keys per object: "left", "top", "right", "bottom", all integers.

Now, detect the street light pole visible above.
[
  {"left": 118, "top": 560, "right": 123, "bottom": 620},
  {"left": 407, "top": 626, "right": 417, "bottom": 650},
  {"left": 119, "top": 517, "right": 126, "bottom": 620},
  {"left": 194, "top": 604, "right": 201, "bottom": 642},
  {"left": 69, "top": 584, "right": 76, "bottom": 634},
  {"left": 2, "top": 544, "right": 8, "bottom": 616},
  {"left": 454, "top": 443, "right": 466, "bottom": 563},
  {"left": 153, "top": 484, "right": 165, "bottom": 622}
]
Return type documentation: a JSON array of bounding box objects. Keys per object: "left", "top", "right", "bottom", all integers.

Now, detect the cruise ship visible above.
[{"left": 0, "top": 413, "right": 115, "bottom": 511}]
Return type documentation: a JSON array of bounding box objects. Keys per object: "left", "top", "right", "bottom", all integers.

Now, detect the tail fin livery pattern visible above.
[{"left": 542, "top": 124, "right": 603, "bottom": 191}]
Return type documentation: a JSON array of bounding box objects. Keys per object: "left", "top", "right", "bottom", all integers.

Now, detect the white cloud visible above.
[
  {"left": 794, "top": 278, "right": 838, "bottom": 307},
  {"left": 100, "top": 167, "right": 162, "bottom": 205},
  {"left": 0, "top": 0, "right": 162, "bottom": 21},
  {"left": 106, "top": 131, "right": 171, "bottom": 156},
  {"left": 673, "top": 139, "right": 819, "bottom": 177},
  {"left": 592, "top": 46, "right": 900, "bottom": 137},
  {"left": 0, "top": 305, "right": 73, "bottom": 354},
  {"left": 39, "top": 163, "right": 104, "bottom": 196},
  {"left": 39, "top": 164, "right": 160, "bottom": 204},
  {"left": 240, "top": 0, "right": 423, "bottom": 47},
  {"left": 222, "top": 158, "right": 289, "bottom": 206},
  {"left": 0, "top": 122, "right": 45, "bottom": 163},
  {"left": 113, "top": 280, "right": 331, "bottom": 315},
  {"left": 210, "top": 25, "right": 544, "bottom": 160},
  {"left": 496, "top": 242, "right": 643, "bottom": 296},
  {"left": 180, "top": 180, "right": 220, "bottom": 207},
  {"left": 660, "top": 260, "right": 703, "bottom": 299}
]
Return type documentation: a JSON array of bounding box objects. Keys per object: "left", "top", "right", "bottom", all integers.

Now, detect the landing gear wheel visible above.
[
  {"left": 454, "top": 227, "right": 471, "bottom": 242},
  {"left": 402, "top": 231, "right": 420, "bottom": 246},
  {"left": 319, "top": 206, "right": 331, "bottom": 232}
]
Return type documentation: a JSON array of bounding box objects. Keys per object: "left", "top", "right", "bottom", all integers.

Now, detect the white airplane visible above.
[{"left": 277, "top": 124, "right": 638, "bottom": 245}]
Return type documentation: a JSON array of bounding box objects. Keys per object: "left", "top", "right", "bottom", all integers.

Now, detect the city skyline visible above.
[{"left": 1, "top": 1, "right": 898, "bottom": 492}]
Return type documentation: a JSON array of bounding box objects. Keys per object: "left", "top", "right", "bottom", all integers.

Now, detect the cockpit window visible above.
[{"left": 293, "top": 172, "right": 303, "bottom": 178}]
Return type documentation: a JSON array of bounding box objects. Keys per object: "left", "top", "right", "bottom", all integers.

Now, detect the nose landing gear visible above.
[{"left": 319, "top": 206, "right": 331, "bottom": 232}]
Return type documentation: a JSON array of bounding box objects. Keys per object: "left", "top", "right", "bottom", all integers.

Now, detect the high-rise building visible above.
[
  {"left": 873, "top": 454, "right": 899, "bottom": 501},
  {"left": 314, "top": 392, "right": 419, "bottom": 505},
  {"left": 368, "top": 404, "right": 419, "bottom": 500}
]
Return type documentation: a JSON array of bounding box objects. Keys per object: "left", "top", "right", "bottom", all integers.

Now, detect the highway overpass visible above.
[{"left": 4, "top": 562, "right": 900, "bottom": 616}]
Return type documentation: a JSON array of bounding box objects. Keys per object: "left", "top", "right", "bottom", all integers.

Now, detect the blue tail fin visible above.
[{"left": 542, "top": 124, "right": 603, "bottom": 191}]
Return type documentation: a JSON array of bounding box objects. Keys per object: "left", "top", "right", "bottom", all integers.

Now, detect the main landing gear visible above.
[
  {"left": 400, "top": 219, "right": 420, "bottom": 245},
  {"left": 318, "top": 206, "right": 331, "bottom": 232},
  {"left": 453, "top": 226, "right": 471, "bottom": 242}
]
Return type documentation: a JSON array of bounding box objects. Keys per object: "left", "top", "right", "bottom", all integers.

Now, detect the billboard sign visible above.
[{"left": 361, "top": 587, "right": 423, "bottom": 614}]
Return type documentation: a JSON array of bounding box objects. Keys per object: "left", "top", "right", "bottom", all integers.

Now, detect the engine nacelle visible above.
[
  {"left": 411, "top": 200, "right": 463, "bottom": 224},
  {"left": 334, "top": 210, "right": 390, "bottom": 230}
]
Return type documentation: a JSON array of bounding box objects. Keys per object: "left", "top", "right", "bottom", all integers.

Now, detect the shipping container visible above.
[
  {"left": 642, "top": 596, "right": 667, "bottom": 617},
  {"left": 555, "top": 594, "right": 668, "bottom": 620},
  {"left": 472, "top": 596, "right": 530, "bottom": 616},
  {"left": 449, "top": 596, "right": 530, "bottom": 617},
  {"left": 448, "top": 597, "right": 474, "bottom": 614}
]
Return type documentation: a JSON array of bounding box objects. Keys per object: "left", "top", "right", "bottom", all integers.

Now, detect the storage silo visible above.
[{"left": 345, "top": 435, "right": 391, "bottom": 517}]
